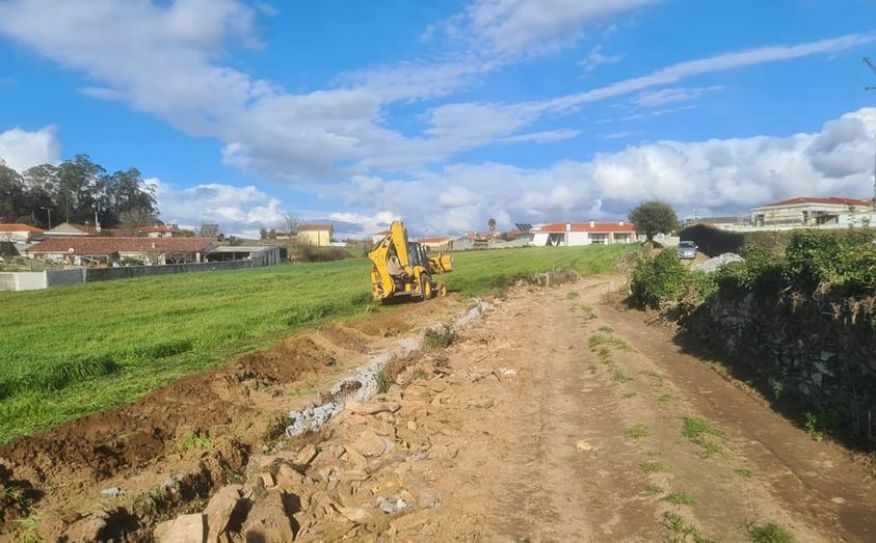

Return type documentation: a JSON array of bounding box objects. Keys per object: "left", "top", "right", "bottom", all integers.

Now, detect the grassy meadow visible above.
[{"left": 0, "top": 244, "right": 634, "bottom": 441}]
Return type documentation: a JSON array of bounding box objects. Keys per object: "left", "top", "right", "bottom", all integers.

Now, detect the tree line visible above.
[{"left": 0, "top": 154, "right": 159, "bottom": 231}]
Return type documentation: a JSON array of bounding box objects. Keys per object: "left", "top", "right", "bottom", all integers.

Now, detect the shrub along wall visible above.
[{"left": 631, "top": 230, "right": 876, "bottom": 444}]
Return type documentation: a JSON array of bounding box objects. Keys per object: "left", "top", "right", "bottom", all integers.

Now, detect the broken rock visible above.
[
  {"left": 203, "top": 485, "right": 242, "bottom": 543},
  {"left": 351, "top": 428, "right": 386, "bottom": 457},
  {"left": 242, "top": 490, "right": 295, "bottom": 543},
  {"left": 63, "top": 512, "right": 108, "bottom": 543},
  {"left": 154, "top": 513, "right": 206, "bottom": 543}
]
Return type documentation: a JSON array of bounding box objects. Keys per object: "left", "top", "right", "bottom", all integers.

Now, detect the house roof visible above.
[
  {"left": 756, "top": 196, "right": 874, "bottom": 208},
  {"left": 0, "top": 223, "right": 45, "bottom": 233},
  {"left": 141, "top": 224, "right": 177, "bottom": 233},
  {"left": 533, "top": 222, "right": 637, "bottom": 233},
  {"left": 27, "top": 237, "right": 215, "bottom": 255},
  {"left": 418, "top": 236, "right": 453, "bottom": 244},
  {"left": 298, "top": 223, "right": 332, "bottom": 231},
  {"left": 44, "top": 222, "right": 93, "bottom": 235}
]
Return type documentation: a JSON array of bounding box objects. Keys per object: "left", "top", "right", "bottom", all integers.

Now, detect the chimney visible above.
[
  {"left": 589, "top": 220, "right": 595, "bottom": 228},
  {"left": 565, "top": 223, "right": 571, "bottom": 232}
]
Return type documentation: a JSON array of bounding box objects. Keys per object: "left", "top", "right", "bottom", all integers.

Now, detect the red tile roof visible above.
[
  {"left": 758, "top": 196, "right": 873, "bottom": 208},
  {"left": 0, "top": 223, "right": 45, "bottom": 233},
  {"left": 141, "top": 224, "right": 177, "bottom": 232},
  {"left": 298, "top": 224, "right": 332, "bottom": 231},
  {"left": 533, "top": 222, "right": 637, "bottom": 233},
  {"left": 26, "top": 237, "right": 215, "bottom": 255}
]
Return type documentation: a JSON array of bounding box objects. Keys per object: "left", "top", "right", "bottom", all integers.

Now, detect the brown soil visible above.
[
  {"left": 0, "top": 299, "right": 456, "bottom": 542},
  {"left": 3, "top": 277, "right": 876, "bottom": 542}
]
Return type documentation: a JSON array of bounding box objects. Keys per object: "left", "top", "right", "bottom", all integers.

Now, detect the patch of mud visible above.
[{"left": 236, "top": 336, "right": 336, "bottom": 383}]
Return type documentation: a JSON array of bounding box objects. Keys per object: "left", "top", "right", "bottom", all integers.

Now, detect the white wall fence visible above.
[{"left": 0, "top": 259, "right": 271, "bottom": 292}]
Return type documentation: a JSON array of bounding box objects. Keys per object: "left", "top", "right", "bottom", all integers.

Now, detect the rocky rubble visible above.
[
  {"left": 152, "top": 302, "right": 496, "bottom": 542},
  {"left": 692, "top": 252, "right": 744, "bottom": 273}
]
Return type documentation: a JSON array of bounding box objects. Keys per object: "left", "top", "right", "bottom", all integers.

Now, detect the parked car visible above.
[{"left": 677, "top": 241, "right": 698, "bottom": 259}]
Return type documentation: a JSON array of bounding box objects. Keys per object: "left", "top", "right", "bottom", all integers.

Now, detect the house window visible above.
[{"left": 590, "top": 234, "right": 607, "bottom": 245}]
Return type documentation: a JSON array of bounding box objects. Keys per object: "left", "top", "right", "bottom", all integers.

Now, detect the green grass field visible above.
[{"left": 0, "top": 245, "right": 634, "bottom": 442}]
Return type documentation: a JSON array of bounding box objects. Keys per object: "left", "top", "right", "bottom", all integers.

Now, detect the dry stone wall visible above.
[{"left": 684, "top": 290, "right": 876, "bottom": 440}]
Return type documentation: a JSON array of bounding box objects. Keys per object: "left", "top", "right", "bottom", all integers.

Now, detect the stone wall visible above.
[
  {"left": 683, "top": 291, "right": 875, "bottom": 439},
  {"left": 0, "top": 272, "right": 47, "bottom": 291}
]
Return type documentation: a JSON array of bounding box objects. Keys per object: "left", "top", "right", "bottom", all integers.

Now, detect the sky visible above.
[{"left": 2, "top": 0, "right": 876, "bottom": 238}]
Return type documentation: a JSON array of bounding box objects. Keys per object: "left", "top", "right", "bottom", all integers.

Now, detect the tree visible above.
[
  {"left": 199, "top": 223, "right": 220, "bottom": 238},
  {"left": 628, "top": 201, "right": 679, "bottom": 242},
  {"left": 118, "top": 207, "right": 157, "bottom": 235},
  {"left": 487, "top": 218, "right": 497, "bottom": 234},
  {"left": 280, "top": 213, "right": 299, "bottom": 236},
  {"left": 259, "top": 228, "right": 268, "bottom": 240}
]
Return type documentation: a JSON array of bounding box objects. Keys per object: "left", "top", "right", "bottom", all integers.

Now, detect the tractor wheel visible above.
[{"left": 420, "top": 274, "right": 433, "bottom": 300}]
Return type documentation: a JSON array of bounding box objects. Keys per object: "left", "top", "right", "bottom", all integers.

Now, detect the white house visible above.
[
  {"left": 530, "top": 221, "right": 642, "bottom": 247},
  {"left": 0, "top": 223, "right": 45, "bottom": 243}
]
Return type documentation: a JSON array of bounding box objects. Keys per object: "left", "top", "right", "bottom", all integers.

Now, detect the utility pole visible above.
[
  {"left": 40, "top": 206, "right": 52, "bottom": 229},
  {"left": 864, "top": 57, "right": 876, "bottom": 210}
]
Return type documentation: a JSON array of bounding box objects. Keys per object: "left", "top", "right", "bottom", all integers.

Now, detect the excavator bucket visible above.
[{"left": 428, "top": 253, "right": 453, "bottom": 274}]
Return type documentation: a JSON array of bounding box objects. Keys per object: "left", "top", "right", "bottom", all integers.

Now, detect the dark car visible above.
[{"left": 677, "top": 241, "right": 697, "bottom": 259}]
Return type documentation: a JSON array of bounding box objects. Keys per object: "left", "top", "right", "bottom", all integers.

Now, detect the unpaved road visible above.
[{"left": 3, "top": 276, "right": 875, "bottom": 542}]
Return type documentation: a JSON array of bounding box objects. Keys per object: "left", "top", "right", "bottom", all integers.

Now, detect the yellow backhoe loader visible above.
[{"left": 368, "top": 220, "right": 453, "bottom": 302}]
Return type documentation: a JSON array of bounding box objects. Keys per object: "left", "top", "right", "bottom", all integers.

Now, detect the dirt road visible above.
[
  {"left": 3, "top": 276, "right": 875, "bottom": 542},
  {"left": 317, "top": 275, "right": 874, "bottom": 543}
]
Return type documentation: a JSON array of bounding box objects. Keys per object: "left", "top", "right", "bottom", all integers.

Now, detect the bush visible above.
[
  {"left": 630, "top": 250, "right": 688, "bottom": 309},
  {"left": 786, "top": 230, "right": 876, "bottom": 294},
  {"left": 292, "top": 244, "right": 351, "bottom": 262}
]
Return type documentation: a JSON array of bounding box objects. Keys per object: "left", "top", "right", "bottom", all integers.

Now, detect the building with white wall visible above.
[
  {"left": 0, "top": 223, "right": 45, "bottom": 243},
  {"left": 530, "top": 222, "right": 642, "bottom": 247}
]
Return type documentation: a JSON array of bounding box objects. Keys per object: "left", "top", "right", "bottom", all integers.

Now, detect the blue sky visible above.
[{"left": 2, "top": 0, "right": 876, "bottom": 237}]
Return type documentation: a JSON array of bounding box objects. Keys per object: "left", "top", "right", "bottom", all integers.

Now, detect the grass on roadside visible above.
[
  {"left": 640, "top": 461, "right": 664, "bottom": 473},
  {"left": 682, "top": 416, "right": 727, "bottom": 458},
  {"left": 747, "top": 522, "right": 795, "bottom": 543},
  {"left": 664, "top": 491, "right": 697, "bottom": 507},
  {"left": 0, "top": 244, "right": 636, "bottom": 442},
  {"left": 626, "top": 423, "right": 649, "bottom": 439}
]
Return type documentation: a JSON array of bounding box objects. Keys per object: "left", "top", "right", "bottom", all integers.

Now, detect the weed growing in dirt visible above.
[
  {"left": 587, "top": 364, "right": 597, "bottom": 374},
  {"left": 663, "top": 512, "right": 714, "bottom": 543},
  {"left": 626, "top": 423, "right": 649, "bottom": 439},
  {"left": 15, "top": 515, "right": 41, "bottom": 543},
  {"left": 747, "top": 522, "right": 795, "bottom": 543},
  {"left": 588, "top": 333, "right": 631, "bottom": 352},
  {"left": 423, "top": 324, "right": 456, "bottom": 350},
  {"left": 658, "top": 393, "right": 675, "bottom": 403},
  {"left": 682, "top": 417, "right": 727, "bottom": 458},
  {"left": 178, "top": 434, "right": 213, "bottom": 452},
  {"left": 640, "top": 461, "right": 664, "bottom": 473},
  {"left": 622, "top": 391, "right": 637, "bottom": 399},
  {"left": 375, "top": 371, "right": 392, "bottom": 394},
  {"left": 735, "top": 467, "right": 753, "bottom": 479},
  {"left": 597, "top": 325, "right": 613, "bottom": 333},
  {"left": 682, "top": 417, "right": 726, "bottom": 440},
  {"left": 577, "top": 304, "right": 597, "bottom": 320},
  {"left": 612, "top": 368, "right": 634, "bottom": 384},
  {"left": 565, "top": 291, "right": 580, "bottom": 300},
  {"left": 640, "top": 370, "right": 664, "bottom": 385},
  {"left": 665, "top": 491, "right": 697, "bottom": 507}
]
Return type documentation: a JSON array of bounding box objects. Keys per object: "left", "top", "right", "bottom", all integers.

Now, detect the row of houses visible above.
[
  {"left": 687, "top": 196, "right": 876, "bottom": 231},
  {"left": 392, "top": 221, "right": 644, "bottom": 251}
]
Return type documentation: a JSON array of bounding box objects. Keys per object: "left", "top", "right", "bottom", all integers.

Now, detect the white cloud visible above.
[
  {"left": 332, "top": 108, "right": 876, "bottom": 235},
  {"left": 630, "top": 85, "right": 723, "bottom": 108},
  {"left": 501, "top": 129, "right": 580, "bottom": 143},
  {"left": 150, "top": 178, "right": 287, "bottom": 236},
  {"left": 579, "top": 45, "right": 624, "bottom": 73},
  {"left": 547, "top": 33, "right": 876, "bottom": 112},
  {"left": 460, "top": 0, "right": 659, "bottom": 56},
  {"left": 1, "top": 1, "right": 872, "bottom": 183},
  {"left": 0, "top": 126, "right": 60, "bottom": 171}
]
